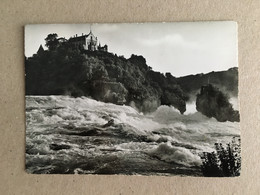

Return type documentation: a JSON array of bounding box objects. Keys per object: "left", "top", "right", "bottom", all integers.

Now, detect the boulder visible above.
[{"left": 196, "top": 84, "right": 239, "bottom": 122}]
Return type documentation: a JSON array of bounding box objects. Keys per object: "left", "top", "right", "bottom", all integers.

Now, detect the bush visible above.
[{"left": 200, "top": 137, "right": 241, "bottom": 177}]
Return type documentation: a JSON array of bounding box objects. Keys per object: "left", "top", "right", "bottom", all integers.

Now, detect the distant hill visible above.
[{"left": 176, "top": 67, "right": 238, "bottom": 100}]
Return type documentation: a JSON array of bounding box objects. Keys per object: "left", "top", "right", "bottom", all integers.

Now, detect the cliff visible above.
[
  {"left": 196, "top": 84, "right": 239, "bottom": 122},
  {"left": 25, "top": 45, "right": 188, "bottom": 113}
]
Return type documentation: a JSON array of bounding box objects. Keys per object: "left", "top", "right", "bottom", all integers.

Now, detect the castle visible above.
[
  {"left": 37, "top": 29, "right": 108, "bottom": 54},
  {"left": 68, "top": 30, "right": 108, "bottom": 52}
]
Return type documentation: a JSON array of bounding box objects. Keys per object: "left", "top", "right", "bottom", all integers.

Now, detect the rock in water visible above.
[
  {"left": 102, "top": 119, "right": 114, "bottom": 128},
  {"left": 49, "top": 144, "right": 71, "bottom": 151},
  {"left": 196, "top": 84, "right": 239, "bottom": 122}
]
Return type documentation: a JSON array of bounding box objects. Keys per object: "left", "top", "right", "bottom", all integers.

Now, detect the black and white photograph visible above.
[{"left": 25, "top": 22, "right": 240, "bottom": 176}]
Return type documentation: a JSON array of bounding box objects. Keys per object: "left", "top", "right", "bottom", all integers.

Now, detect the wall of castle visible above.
[{"left": 69, "top": 33, "right": 107, "bottom": 52}]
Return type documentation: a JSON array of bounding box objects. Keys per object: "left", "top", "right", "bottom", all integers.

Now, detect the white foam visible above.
[
  {"left": 147, "top": 143, "right": 202, "bottom": 167},
  {"left": 26, "top": 95, "right": 240, "bottom": 170}
]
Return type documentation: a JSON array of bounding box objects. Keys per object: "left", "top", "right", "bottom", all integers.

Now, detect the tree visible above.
[
  {"left": 45, "top": 33, "right": 59, "bottom": 51},
  {"left": 92, "top": 66, "right": 108, "bottom": 80}
]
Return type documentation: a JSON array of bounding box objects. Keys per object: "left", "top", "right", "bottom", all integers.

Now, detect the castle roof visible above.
[
  {"left": 37, "top": 44, "right": 44, "bottom": 54},
  {"left": 87, "top": 30, "right": 95, "bottom": 37},
  {"left": 69, "top": 30, "right": 97, "bottom": 42},
  {"left": 69, "top": 35, "right": 87, "bottom": 42}
]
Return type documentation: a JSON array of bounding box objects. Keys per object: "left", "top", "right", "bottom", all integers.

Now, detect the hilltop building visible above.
[
  {"left": 68, "top": 30, "right": 108, "bottom": 52},
  {"left": 35, "top": 29, "right": 108, "bottom": 55}
]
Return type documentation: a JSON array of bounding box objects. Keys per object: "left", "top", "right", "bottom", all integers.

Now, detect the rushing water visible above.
[{"left": 25, "top": 96, "right": 240, "bottom": 176}]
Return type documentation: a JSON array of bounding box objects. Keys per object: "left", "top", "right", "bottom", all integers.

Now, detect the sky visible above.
[{"left": 25, "top": 22, "right": 238, "bottom": 77}]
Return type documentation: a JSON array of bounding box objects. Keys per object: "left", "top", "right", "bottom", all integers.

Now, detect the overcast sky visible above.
[{"left": 25, "top": 22, "right": 237, "bottom": 77}]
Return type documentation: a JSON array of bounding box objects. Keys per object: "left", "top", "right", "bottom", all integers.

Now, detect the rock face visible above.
[
  {"left": 91, "top": 80, "right": 128, "bottom": 105},
  {"left": 196, "top": 84, "right": 239, "bottom": 122}
]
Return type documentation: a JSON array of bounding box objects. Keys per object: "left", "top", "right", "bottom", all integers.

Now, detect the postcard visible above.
[{"left": 25, "top": 22, "right": 240, "bottom": 176}]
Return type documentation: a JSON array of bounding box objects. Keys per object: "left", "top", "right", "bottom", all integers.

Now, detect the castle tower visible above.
[
  {"left": 68, "top": 26, "right": 107, "bottom": 52},
  {"left": 37, "top": 44, "right": 44, "bottom": 55},
  {"left": 86, "top": 28, "right": 98, "bottom": 51}
]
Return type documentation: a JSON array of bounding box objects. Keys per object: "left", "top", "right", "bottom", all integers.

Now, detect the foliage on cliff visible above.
[
  {"left": 196, "top": 84, "right": 239, "bottom": 122},
  {"left": 25, "top": 34, "right": 188, "bottom": 113}
]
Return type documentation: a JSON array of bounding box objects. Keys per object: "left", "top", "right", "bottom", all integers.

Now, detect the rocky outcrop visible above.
[
  {"left": 196, "top": 84, "right": 239, "bottom": 122},
  {"left": 25, "top": 43, "right": 188, "bottom": 113},
  {"left": 91, "top": 80, "right": 128, "bottom": 105}
]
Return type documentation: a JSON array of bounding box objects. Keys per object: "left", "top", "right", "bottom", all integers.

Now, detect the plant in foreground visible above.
[{"left": 200, "top": 137, "right": 241, "bottom": 177}]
